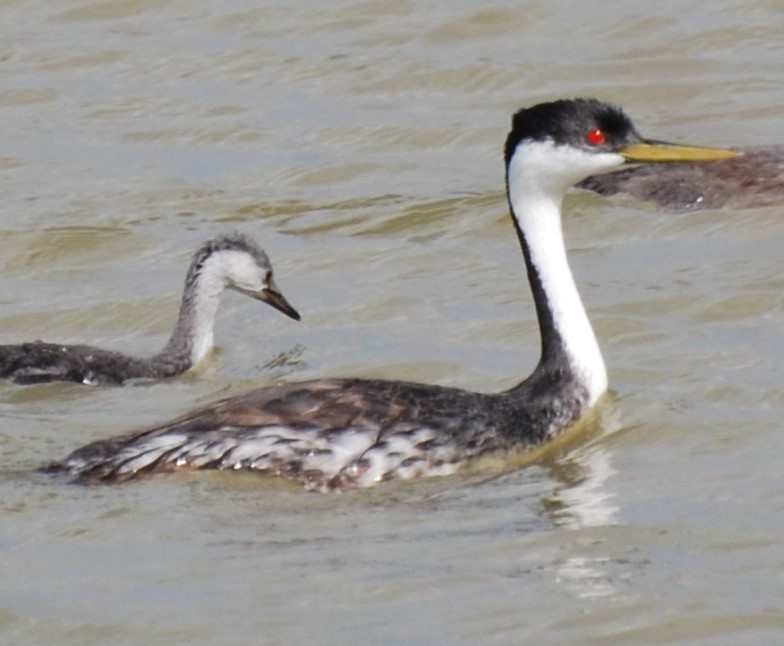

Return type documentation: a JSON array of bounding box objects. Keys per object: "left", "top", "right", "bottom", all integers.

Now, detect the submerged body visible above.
[
  {"left": 0, "top": 342, "right": 191, "bottom": 386},
  {"left": 57, "top": 373, "right": 586, "bottom": 490},
  {"left": 579, "top": 145, "right": 784, "bottom": 211},
  {"left": 0, "top": 233, "right": 299, "bottom": 386},
  {"left": 47, "top": 99, "right": 737, "bottom": 490}
]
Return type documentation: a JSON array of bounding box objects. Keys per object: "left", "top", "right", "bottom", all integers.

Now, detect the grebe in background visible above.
[
  {"left": 46, "top": 99, "right": 736, "bottom": 489},
  {"left": 1, "top": 233, "right": 299, "bottom": 385},
  {"left": 579, "top": 145, "right": 783, "bottom": 211}
]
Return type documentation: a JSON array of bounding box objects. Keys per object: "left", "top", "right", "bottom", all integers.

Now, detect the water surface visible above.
[{"left": 1, "top": 1, "right": 783, "bottom": 643}]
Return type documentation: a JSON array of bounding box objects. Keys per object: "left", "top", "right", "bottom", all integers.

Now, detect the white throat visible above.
[
  {"left": 186, "top": 254, "right": 231, "bottom": 366},
  {"left": 507, "top": 141, "right": 620, "bottom": 405},
  {"left": 188, "top": 293, "right": 219, "bottom": 366}
]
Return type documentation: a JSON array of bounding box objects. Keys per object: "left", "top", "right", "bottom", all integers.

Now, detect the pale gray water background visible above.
[{"left": 1, "top": 0, "right": 783, "bottom": 643}]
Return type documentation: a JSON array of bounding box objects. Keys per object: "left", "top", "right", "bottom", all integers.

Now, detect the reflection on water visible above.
[
  {"left": 550, "top": 446, "right": 619, "bottom": 531},
  {"left": 550, "top": 446, "right": 620, "bottom": 600},
  {"left": 555, "top": 553, "right": 617, "bottom": 600},
  {"left": 540, "top": 404, "right": 623, "bottom": 600}
]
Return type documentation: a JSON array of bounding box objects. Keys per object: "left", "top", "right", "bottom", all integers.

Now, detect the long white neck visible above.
[{"left": 507, "top": 144, "right": 609, "bottom": 405}]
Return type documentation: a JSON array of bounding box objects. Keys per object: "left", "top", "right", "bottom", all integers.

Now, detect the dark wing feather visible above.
[{"left": 46, "top": 378, "right": 508, "bottom": 490}]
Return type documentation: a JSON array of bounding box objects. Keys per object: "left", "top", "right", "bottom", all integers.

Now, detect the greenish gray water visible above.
[{"left": 1, "top": 1, "right": 783, "bottom": 644}]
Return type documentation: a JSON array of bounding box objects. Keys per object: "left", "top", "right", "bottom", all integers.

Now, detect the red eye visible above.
[{"left": 586, "top": 128, "right": 606, "bottom": 145}]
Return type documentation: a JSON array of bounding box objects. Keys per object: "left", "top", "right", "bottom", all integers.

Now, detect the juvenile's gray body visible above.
[{"left": 0, "top": 233, "right": 299, "bottom": 385}]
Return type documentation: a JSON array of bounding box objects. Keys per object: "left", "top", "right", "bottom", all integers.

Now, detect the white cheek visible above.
[
  {"left": 233, "top": 270, "right": 264, "bottom": 292},
  {"left": 219, "top": 252, "right": 265, "bottom": 291},
  {"left": 511, "top": 141, "right": 625, "bottom": 194}
]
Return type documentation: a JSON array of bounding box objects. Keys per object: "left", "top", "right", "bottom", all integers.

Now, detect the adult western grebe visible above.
[
  {"left": 46, "top": 99, "right": 736, "bottom": 489},
  {"left": 1, "top": 233, "right": 300, "bottom": 385},
  {"left": 579, "top": 144, "right": 783, "bottom": 211}
]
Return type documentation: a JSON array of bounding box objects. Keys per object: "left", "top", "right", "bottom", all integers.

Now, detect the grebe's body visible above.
[
  {"left": 580, "top": 145, "right": 783, "bottom": 211},
  {"left": 1, "top": 234, "right": 299, "bottom": 386},
  {"left": 47, "top": 99, "right": 736, "bottom": 490},
  {"left": 53, "top": 370, "right": 590, "bottom": 491}
]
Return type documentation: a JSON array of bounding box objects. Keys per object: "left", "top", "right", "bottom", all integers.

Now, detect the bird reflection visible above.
[
  {"left": 579, "top": 145, "right": 784, "bottom": 212},
  {"left": 537, "top": 402, "right": 623, "bottom": 599}
]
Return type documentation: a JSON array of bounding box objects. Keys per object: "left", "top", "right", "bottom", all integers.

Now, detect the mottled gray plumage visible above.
[
  {"left": 579, "top": 145, "right": 784, "bottom": 211},
  {"left": 0, "top": 342, "right": 183, "bottom": 386},
  {"left": 46, "top": 370, "right": 586, "bottom": 491},
  {"left": 0, "top": 233, "right": 299, "bottom": 386}
]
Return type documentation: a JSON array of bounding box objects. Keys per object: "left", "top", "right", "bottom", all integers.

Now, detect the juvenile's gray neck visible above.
[{"left": 151, "top": 256, "right": 225, "bottom": 376}]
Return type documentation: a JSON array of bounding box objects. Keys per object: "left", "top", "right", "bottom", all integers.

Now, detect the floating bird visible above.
[
  {"left": 1, "top": 233, "right": 299, "bottom": 385},
  {"left": 46, "top": 99, "right": 736, "bottom": 489},
  {"left": 579, "top": 144, "right": 783, "bottom": 211}
]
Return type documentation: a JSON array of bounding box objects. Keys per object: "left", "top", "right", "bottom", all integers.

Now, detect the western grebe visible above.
[
  {"left": 46, "top": 99, "right": 736, "bottom": 489},
  {"left": 579, "top": 144, "right": 783, "bottom": 211},
  {"left": 1, "top": 233, "right": 300, "bottom": 385}
]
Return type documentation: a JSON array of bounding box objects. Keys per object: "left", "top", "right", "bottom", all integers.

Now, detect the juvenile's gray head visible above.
[
  {"left": 160, "top": 233, "right": 301, "bottom": 370},
  {"left": 187, "top": 233, "right": 300, "bottom": 321}
]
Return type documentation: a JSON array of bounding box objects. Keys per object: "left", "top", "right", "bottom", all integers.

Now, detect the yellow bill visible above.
[{"left": 620, "top": 141, "right": 741, "bottom": 163}]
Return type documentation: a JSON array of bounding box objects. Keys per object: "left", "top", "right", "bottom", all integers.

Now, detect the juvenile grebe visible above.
[
  {"left": 579, "top": 145, "right": 783, "bottom": 211},
  {"left": 1, "top": 233, "right": 300, "bottom": 385},
  {"left": 47, "top": 99, "right": 736, "bottom": 489}
]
